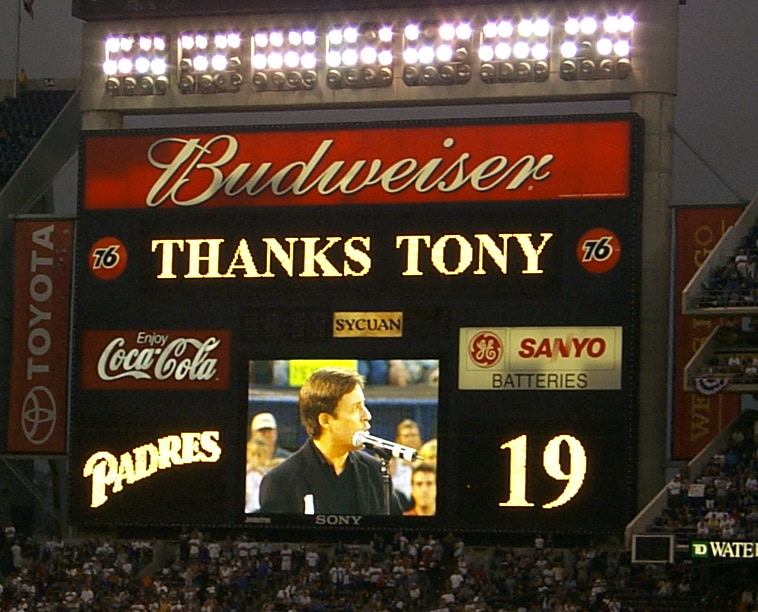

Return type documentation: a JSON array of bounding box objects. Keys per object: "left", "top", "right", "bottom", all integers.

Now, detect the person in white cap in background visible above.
[{"left": 250, "top": 412, "right": 293, "bottom": 460}]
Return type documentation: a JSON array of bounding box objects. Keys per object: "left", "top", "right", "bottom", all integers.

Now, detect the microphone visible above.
[{"left": 352, "top": 431, "right": 420, "bottom": 462}]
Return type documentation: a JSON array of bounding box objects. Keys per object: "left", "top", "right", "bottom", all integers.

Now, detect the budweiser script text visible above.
[
  {"left": 97, "top": 336, "right": 220, "bottom": 381},
  {"left": 146, "top": 135, "right": 554, "bottom": 207}
]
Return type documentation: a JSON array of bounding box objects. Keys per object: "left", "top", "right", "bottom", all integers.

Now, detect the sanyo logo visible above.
[{"left": 315, "top": 514, "right": 363, "bottom": 526}]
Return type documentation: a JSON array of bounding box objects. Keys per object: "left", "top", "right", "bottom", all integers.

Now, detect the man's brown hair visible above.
[{"left": 299, "top": 367, "right": 365, "bottom": 438}]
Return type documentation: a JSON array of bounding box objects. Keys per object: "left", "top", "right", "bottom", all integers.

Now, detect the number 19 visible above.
[{"left": 499, "top": 434, "right": 587, "bottom": 509}]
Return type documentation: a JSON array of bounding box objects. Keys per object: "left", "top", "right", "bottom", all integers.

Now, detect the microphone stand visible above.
[{"left": 373, "top": 448, "right": 393, "bottom": 516}]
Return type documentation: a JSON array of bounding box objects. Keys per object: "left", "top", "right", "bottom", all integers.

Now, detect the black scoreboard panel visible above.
[{"left": 70, "top": 115, "right": 641, "bottom": 536}]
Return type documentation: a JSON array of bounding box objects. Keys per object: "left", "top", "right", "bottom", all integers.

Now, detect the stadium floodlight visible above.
[
  {"left": 179, "top": 30, "right": 243, "bottom": 94},
  {"left": 559, "top": 13, "right": 634, "bottom": 80},
  {"left": 252, "top": 27, "right": 318, "bottom": 92},
  {"left": 103, "top": 33, "right": 168, "bottom": 96},
  {"left": 478, "top": 16, "right": 550, "bottom": 84},
  {"left": 325, "top": 23, "right": 394, "bottom": 89},
  {"left": 402, "top": 19, "right": 472, "bottom": 86}
]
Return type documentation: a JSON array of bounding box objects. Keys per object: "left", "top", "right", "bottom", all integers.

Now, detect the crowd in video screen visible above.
[{"left": 245, "top": 359, "right": 439, "bottom": 517}]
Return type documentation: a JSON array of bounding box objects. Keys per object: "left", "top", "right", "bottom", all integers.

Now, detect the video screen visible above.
[{"left": 246, "top": 359, "right": 439, "bottom": 518}]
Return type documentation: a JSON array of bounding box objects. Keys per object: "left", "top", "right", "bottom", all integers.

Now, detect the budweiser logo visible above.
[
  {"left": 81, "top": 330, "right": 231, "bottom": 390},
  {"left": 145, "top": 134, "right": 555, "bottom": 208}
]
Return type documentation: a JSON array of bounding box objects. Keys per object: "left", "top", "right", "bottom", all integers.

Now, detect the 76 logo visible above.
[
  {"left": 89, "top": 237, "right": 128, "bottom": 280},
  {"left": 576, "top": 229, "right": 620, "bottom": 274}
]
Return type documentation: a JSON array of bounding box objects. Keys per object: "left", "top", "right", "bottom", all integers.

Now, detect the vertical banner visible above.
[
  {"left": 7, "top": 220, "right": 74, "bottom": 453},
  {"left": 672, "top": 207, "right": 742, "bottom": 460}
]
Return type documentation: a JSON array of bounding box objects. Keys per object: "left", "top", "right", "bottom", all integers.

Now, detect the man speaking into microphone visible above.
[{"left": 259, "top": 366, "right": 403, "bottom": 515}]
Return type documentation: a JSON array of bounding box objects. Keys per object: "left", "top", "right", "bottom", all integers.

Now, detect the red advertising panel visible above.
[
  {"left": 7, "top": 220, "right": 74, "bottom": 453},
  {"left": 82, "top": 120, "right": 632, "bottom": 210},
  {"left": 672, "top": 207, "right": 743, "bottom": 460},
  {"left": 81, "top": 329, "right": 231, "bottom": 390}
]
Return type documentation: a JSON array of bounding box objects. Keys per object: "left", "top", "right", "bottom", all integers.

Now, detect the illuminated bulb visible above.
[
  {"left": 439, "top": 23, "right": 455, "bottom": 41},
  {"left": 456, "top": 23, "right": 472, "bottom": 39},
  {"left": 513, "top": 41, "right": 530, "bottom": 59},
  {"left": 344, "top": 27, "right": 358, "bottom": 43},
  {"left": 328, "top": 29, "right": 343, "bottom": 45},
  {"left": 154, "top": 37, "right": 166, "bottom": 51},
  {"left": 378, "top": 50, "right": 393, "bottom": 65},
  {"left": 580, "top": 17, "right": 598, "bottom": 35},
  {"left": 192, "top": 56, "right": 208, "bottom": 71},
  {"left": 254, "top": 32, "right": 269, "bottom": 48},
  {"left": 117, "top": 58, "right": 133, "bottom": 73},
  {"left": 103, "top": 60, "right": 118, "bottom": 75},
  {"left": 151, "top": 58, "right": 166, "bottom": 74},
  {"left": 482, "top": 22, "right": 497, "bottom": 38},
  {"left": 267, "top": 52, "right": 283, "bottom": 69},
  {"left": 604, "top": 16, "right": 619, "bottom": 34},
  {"left": 270, "top": 31, "right": 284, "bottom": 47},
  {"left": 564, "top": 18, "right": 580, "bottom": 36},
  {"left": 139, "top": 37, "right": 152, "bottom": 51},
  {"left": 436, "top": 44, "right": 453, "bottom": 62},
  {"left": 360, "top": 47, "right": 377, "bottom": 64},
  {"left": 252, "top": 53, "right": 267, "bottom": 70},
  {"left": 289, "top": 31, "right": 302, "bottom": 46},
  {"left": 534, "top": 19, "right": 550, "bottom": 38},
  {"left": 403, "top": 47, "right": 419, "bottom": 64},
  {"left": 532, "top": 43, "right": 548, "bottom": 60},
  {"left": 135, "top": 57, "right": 150, "bottom": 73},
  {"left": 326, "top": 50, "right": 341, "bottom": 67},
  {"left": 284, "top": 50, "right": 300, "bottom": 68},
  {"left": 518, "top": 20, "right": 534, "bottom": 37},
  {"left": 478, "top": 45, "right": 494, "bottom": 61},
  {"left": 619, "top": 16, "right": 634, "bottom": 33},
  {"left": 379, "top": 27, "right": 393, "bottom": 42},
  {"left": 106, "top": 37, "right": 120, "bottom": 54},
  {"left": 301, "top": 53, "right": 317, "bottom": 69},
  {"left": 303, "top": 31, "right": 316, "bottom": 46},
  {"left": 498, "top": 21, "right": 514, "bottom": 38},
  {"left": 195, "top": 35, "right": 208, "bottom": 49},
  {"left": 228, "top": 33, "right": 241, "bottom": 48},
  {"left": 342, "top": 48, "right": 358, "bottom": 66},
  {"left": 211, "top": 54, "right": 227, "bottom": 71},
  {"left": 120, "top": 37, "right": 132, "bottom": 52},
  {"left": 614, "top": 40, "right": 630, "bottom": 56},
  {"left": 495, "top": 42, "right": 511, "bottom": 60},
  {"left": 418, "top": 46, "right": 435, "bottom": 64},
  {"left": 596, "top": 38, "right": 613, "bottom": 55},
  {"left": 404, "top": 24, "right": 420, "bottom": 40},
  {"left": 560, "top": 41, "right": 577, "bottom": 58},
  {"left": 216, "top": 34, "right": 230, "bottom": 49},
  {"left": 181, "top": 35, "right": 194, "bottom": 50}
]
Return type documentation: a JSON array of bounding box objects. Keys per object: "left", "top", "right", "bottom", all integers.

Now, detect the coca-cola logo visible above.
[
  {"left": 97, "top": 336, "right": 220, "bottom": 381},
  {"left": 81, "top": 330, "right": 230, "bottom": 390}
]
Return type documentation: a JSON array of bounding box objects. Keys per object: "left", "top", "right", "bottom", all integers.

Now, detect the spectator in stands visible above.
[
  {"left": 250, "top": 411, "right": 292, "bottom": 461},
  {"left": 391, "top": 419, "right": 424, "bottom": 508},
  {"left": 403, "top": 463, "right": 437, "bottom": 517}
]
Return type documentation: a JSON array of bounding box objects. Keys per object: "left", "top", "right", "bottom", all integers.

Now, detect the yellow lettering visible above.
[
  {"left": 151, "top": 239, "right": 185, "bottom": 279},
  {"left": 396, "top": 235, "right": 430, "bottom": 276},
  {"left": 185, "top": 239, "right": 224, "bottom": 278}
]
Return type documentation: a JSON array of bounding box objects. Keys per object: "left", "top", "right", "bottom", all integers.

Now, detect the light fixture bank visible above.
[{"left": 89, "top": 3, "right": 636, "bottom": 102}]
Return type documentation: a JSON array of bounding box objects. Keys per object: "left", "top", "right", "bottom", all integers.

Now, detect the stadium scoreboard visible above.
[{"left": 69, "top": 114, "right": 642, "bottom": 536}]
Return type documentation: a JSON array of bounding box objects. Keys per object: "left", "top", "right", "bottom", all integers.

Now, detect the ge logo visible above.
[
  {"left": 22, "top": 386, "right": 57, "bottom": 445},
  {"left": 469, "top": 332, "right": 504, "bottom": 368},
  {"left": 89, "top": 237, "right": 128, "bottom": 280}
]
